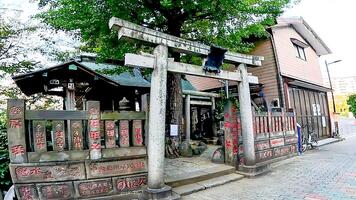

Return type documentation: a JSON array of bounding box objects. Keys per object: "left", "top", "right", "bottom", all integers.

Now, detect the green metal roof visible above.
[{"left": 80, "top": 61, "right": 151, "bottom": 88}]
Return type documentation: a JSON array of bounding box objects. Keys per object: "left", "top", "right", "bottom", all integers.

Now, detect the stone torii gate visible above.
[{"left": 109, "top": 17, "right": 263, "bottom": 199}]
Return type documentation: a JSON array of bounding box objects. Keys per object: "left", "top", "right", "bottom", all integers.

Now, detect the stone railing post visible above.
[
  {"left": 7, "top": 99, "right": 27, "bottom": 163},
  {"left": 87, "top": 101, "right": 101, "bottom": 159}
]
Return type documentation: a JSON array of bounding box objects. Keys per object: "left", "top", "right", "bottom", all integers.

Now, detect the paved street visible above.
[{"left": 184, "top": 119, "right": 356, "bottom": 200}]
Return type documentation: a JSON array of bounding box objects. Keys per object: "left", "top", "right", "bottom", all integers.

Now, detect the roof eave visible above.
[{"left": 277, "top": 17, "right": 332, "bottom": 56}]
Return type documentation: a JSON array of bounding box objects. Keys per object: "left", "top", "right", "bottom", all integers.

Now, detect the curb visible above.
[
  {"left": 316, "top": 137, "right": 344, "bottom": 147},
  {"left": 172, "top": 173, "right": 244, "bottom": 196}
]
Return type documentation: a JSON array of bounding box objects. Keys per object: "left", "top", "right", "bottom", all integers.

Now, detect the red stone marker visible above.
[
  {"left": 52, "top": 121, "right": 65, "bottom": 152},
  {"left": 71, "top": 120, "right": 83, "bottom": 150},
  {"left": 132, "top": 120, "right": 143, "bottom": 146},
  {"left": 119, "top": 120, "right": 130, "bottom": 147},
  {"left": 7, "top": 99, "right": 27, "bottom": 163},
  {"left": 87, "top": 101, "right": 101, "bottom": 159},
  {"left": 33, "top": 121, "right": 47, "bottom": 152},
  {"left": 105, "top": 120, "right": 116, "bottom": 148}
]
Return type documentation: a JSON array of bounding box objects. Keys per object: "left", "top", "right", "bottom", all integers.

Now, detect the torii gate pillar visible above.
[
  {"left": 142, "top": 45, "right": 179, "bottom": 199},
  {"left": 238, "top": 64, "right": 256, "bottom": 166}
]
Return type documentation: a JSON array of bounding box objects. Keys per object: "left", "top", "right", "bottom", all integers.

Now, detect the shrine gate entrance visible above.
[{"left": 109, "top": 17, "right": 263, "bottom": 199}]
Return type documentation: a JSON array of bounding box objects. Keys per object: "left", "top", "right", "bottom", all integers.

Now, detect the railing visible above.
[
  {"left": 7, "top": 99, "right": 147, "bottom": 163},
  {"left": 236, "top": 111, "right": 298, "bottom": 165},
  {"left": 7, "top": 99, "right": 148, "bottom": 200}
]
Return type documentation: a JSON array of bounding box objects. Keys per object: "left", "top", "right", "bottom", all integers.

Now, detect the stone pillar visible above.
[
  {"left": 7, "top": 99, "right": 27, "bottom": 163},
  {"left": 143, "top": 45, "right": 179, "bottom": 199},
  {"left": 211, "top": 97, "right": 217, "bottom": 137},
  {"left": 185, "top": 95, "right": 191, "bottom": 141},
  {"left": 147, "top": 45, "right": 168, "bottom": 189},
  {"left": 238, "top": 64, "right": 256, "bottom": 166},
  {"left": 87, "top": 101, "right": 101, "bottom": 159}
]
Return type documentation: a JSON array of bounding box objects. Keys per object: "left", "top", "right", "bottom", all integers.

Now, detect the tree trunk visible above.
[{"left": 165, "top": 20, "right": 184, "bottom": 158}]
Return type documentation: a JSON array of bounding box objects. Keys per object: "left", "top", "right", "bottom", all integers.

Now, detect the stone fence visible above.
[
  {"left": 7, "top": 99, "right": 147, "bottom": 200},
  {"left": 238, "top": 111, "right": 298, "bottom": 165}
]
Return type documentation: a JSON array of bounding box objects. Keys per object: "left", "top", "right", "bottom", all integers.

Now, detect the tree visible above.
[
  {"left": 37, "top": 0, "right": 296, "bottom": 142},
  {"left": 347, "top": 94, "right": 356, "bottom": 118}
]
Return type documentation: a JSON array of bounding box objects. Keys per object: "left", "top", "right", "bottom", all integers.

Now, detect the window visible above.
[
  {"left": 293, "top": 44, "right": 306, "bottom": 60},
  {"left": 290, "top": 38, "right": 308, "bottom": 61}
]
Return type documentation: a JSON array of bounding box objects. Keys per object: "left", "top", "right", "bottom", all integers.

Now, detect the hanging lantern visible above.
[{"left": 203, "top": 45, "right": 227, "bottom": 74}]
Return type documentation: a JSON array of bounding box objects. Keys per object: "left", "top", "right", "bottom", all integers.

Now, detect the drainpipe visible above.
[{"left": 269, "top": 28, "right": 286, "bottom": 109}]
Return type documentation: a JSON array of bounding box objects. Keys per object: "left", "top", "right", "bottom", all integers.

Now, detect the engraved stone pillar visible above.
[
  {"left": 105, "top": 120, "right": 116, "bottom": 148},
  {"left": 119, "top": 120, "right": 130, "bottom": 147},
  {"left": 132, "top": 120, "right": 143, "bottom": 146},
  {"left": 33, "top": 120, "right": 47, "bottom": 152},
  {"left": 87, "top": 101, "right": 101, "bottom": 159},
  {"left": 7, "top": 99, "right": 27, "bottom": 163},
  {"left": 53, "top": 121, "right": 65, "bottom": 152},
  {"left": 71, "top": 120, "right": 83, "bottom": 150},
  {"left": 184, "top": 94, "right": 191, "bottom": 141},
  {"left": 238, "top": 64, "right": 256, "bottom": 166}
]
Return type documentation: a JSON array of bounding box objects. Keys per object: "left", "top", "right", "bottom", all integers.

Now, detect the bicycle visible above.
[{"left": 301, "top": 123, "right": 318, "bottom": 152}]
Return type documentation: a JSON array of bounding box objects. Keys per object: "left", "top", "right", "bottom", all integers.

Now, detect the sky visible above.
[
  {"left": 283, "top": 0, "right": 356, "bottom": 79},
  {"left": 0, "top": 0, "right": 354, "bottom": 79}
]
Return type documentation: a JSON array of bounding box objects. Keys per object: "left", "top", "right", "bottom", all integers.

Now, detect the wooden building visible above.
[{"left": 187, "top": 17, "right": 333, "bottom": 139}]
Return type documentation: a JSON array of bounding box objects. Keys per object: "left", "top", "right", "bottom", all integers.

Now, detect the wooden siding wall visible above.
[
  {"left": 248, "top": 39, "right": 280, "bottom": 104},
  {"left": 288, "top": 87, "right": 331, "bottom": 138},
  {"left": 272, "top": 26, "right": 324, "bottom": 86}
]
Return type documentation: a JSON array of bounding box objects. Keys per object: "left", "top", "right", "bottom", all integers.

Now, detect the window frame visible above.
[{"left": 293, "top": 43, "right": 307, "bottom": 61}]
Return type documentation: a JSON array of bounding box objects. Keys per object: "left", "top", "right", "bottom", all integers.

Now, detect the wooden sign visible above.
[
  {"left": 7, "top": 99, "right": 27, "bottom": 163},
  {"left": 105, "top": 120, "right": 117, "bottom": 148},
  {"left": 119, "top": 120, "right": 130, "bottom": 147},
  {"left": 33, "top": 121, "right": 47, "bottom": 152}
]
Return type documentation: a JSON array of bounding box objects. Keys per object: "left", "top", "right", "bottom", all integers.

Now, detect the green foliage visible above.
[
  {"left": 347, "top": 94, "right": 356, "bottom": 118},
  {"left": 214, "top": 91, "right": 239, "bottom": 121},
  {"left": 37, "top": 0, "right": 297, "bottom": 62},
  {"left": 0, "top": 111, "right": 10, "bottom": 191}
]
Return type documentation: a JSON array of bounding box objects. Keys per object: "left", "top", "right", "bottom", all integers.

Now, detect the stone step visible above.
[
  {"left": 165, "top": 165, "right": 236, "bottom": 188},
  {"left": 172, "top": 173, "right": 244, "bottom": 196}
]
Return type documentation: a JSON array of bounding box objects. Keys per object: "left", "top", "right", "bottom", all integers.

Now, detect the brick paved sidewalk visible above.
[{"left": 184, "top": 138, "right": 356, "bottom": 200}]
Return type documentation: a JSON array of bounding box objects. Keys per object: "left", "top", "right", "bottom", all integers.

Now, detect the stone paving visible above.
[
  {"left": 184, "top": 134, "right": 356, "bottom": 200},
  {"left": 164, "top": 144, "right": 221, "bottom": 178}
]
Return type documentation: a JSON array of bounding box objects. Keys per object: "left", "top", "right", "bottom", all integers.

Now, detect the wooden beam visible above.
[
  {"left": 182, "top": 90, "right": 221, "bottom": 98},
  {"left": 125, "top": 53, "right": 258, "bottom": 83},
  {"left": 190, "top": 100, "right": 212, "bottom": 106},
  {"left": 25, "top": 110, "right": 88, "bottom": 120},
  {"left": 100, "top": 111, "right": 146, "bottom": 120},
  {"left": 109, "top": 17, "right": 263, "bottom": 67}
]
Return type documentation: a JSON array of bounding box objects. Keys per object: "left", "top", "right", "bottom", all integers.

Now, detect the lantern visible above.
[{"left": 203, "top": 45, "right": 227, "bottom": 74}]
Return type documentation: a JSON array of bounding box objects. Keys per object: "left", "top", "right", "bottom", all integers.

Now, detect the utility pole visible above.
[{"left": 325, "top": 59, "right": 342, "bottom": 137}]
